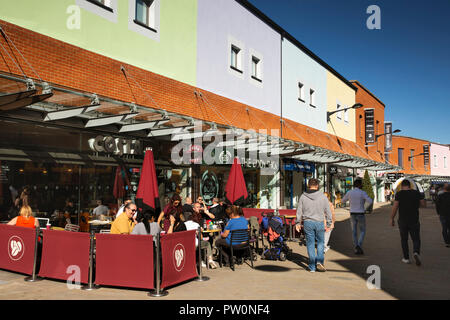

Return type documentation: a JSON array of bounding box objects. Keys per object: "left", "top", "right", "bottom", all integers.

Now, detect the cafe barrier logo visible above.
[
  {"left": 173, "top": 244, "right": 186, "bottom": 272},
  {"left": 8, "top": 236, "right": 25, "bottom": 261}
]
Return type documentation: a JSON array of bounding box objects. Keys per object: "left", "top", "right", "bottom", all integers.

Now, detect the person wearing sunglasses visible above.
[{"left": 110, "top": 202, "right": 138, "bottom": 234}]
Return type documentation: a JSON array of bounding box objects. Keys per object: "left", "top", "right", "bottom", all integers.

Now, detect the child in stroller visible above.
[{"left": 260, "top": 212, "right": 292, "bottom": 261}]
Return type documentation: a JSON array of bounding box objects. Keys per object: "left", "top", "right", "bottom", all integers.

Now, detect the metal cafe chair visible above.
[
  {"left": 219, "top": 229, "right": 254, "bottom": 271},
  {"left": 64, "top": 223, "right": 80, "bottom": 232}
]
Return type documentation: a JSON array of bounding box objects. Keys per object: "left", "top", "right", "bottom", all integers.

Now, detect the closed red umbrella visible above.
[
  {"left": 113, "top": 165, "right": 132, "bottom": 200},
  {"left": 136, "top": 149, "right": 160, "bottom": 214},
  {"left": 113, "top": 166, "right": 125, "bottom": 200},
  {"left": 225, "top": 157, "right": 248, "bottom": 206}
]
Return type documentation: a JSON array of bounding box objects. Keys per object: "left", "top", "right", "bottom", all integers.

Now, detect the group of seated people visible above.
[{"left": 110, "top": 194, "right": 250, "bottom": 268}]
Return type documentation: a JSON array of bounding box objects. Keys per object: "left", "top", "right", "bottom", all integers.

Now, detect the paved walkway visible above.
[{"left": 0, "top": 202, "right": 448, "bottom": 300}]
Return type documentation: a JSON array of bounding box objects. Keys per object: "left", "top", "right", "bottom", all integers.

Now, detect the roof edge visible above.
[{"left": 236, "top": 0, "right": 357, "bottom": 92}]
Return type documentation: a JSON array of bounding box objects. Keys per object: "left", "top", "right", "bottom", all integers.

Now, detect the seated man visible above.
[
  {"left": 215, "top": 205, "right": 249, "bottom": 265},
  {"left": 110, "top": 202, "right": 137, "bottom": 235},
  {"left": 92, "top": 199, "right": 109, "bottom": 220},
  {"left": 209, "top": 197, "right": 226, "bottom": 221}
]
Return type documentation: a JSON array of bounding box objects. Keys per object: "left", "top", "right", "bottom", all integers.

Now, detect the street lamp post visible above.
[
  {"left": 375, "top": 129, "right": 401, "bottom": 141},
  {"left": 326, "top": 103, "right": 363, "bottom": 122}
]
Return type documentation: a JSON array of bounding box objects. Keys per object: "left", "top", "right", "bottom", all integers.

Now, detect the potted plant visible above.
[{"left": 362, "top": 170, "right": 375, "bottom": 213}]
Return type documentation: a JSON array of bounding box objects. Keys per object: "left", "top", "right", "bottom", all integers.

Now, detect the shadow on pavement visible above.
[{"left": 325, "top": 203, "right": 449, "bottom": 299}]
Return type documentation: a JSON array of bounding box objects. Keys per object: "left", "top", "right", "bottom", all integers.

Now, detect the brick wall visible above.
[{"left": 391, "top": 136, "right": 430, "bottom": 175}]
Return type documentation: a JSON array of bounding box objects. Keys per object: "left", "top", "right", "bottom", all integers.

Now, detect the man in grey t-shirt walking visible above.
[
  {"left": 295, "top": 178, "right": 332, "bottom": 272},
  {"left": 341, "top": 179, "right": 373, "bottom": 255}
]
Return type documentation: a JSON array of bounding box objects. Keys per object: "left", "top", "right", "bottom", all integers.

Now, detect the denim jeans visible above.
[
  {"left": 350, "top": 214, "right": 366, "bottom": 248},
  {"left": 303, "top": 220, "right": 325, "bottom": 271},
  {"left": 439, "top": 215, "right": 450, "bottom": 245},
  {"left": 398, "top": 221, "right": 421, "bottom": 259}
]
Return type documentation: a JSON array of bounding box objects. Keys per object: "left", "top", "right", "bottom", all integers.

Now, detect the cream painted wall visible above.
[{"left": 326, "top": 72, "right": 356, "bottom": 142}]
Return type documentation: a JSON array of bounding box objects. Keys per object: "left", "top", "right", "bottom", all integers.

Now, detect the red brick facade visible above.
[{"left": 391, "top": 136, "right": 430, "bottom": 175}]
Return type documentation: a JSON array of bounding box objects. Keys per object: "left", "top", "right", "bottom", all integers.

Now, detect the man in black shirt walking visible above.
[
  {"left": 390, "top": 179, "right": 426, "bottom": 266},
  {"left": 436, "top": 183, "right": 450, "bottom": 247}
]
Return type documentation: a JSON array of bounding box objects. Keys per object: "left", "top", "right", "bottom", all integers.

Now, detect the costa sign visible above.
[
  {"left": 88, "top": 135, "right": 143, "bottom": 155},
  {"left": 8, "top": 236, "right": 25, "bottom": 261}
]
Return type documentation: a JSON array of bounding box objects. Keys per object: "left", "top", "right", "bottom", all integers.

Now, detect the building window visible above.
[
  {"left": 410, "top": 149, "right": 414, "bottom": 169},
  {"left": 336, "top": 104, "right": 342, "bottom": 120},
  {"left": 434, "top": 154, "right": 438, "bottom": 168},
  {"left": 310, "top": 89, "right": 315, "bottom": 107},
  {"left": 398, "top": 148, "right": 404, "bottom": 168},
  {"left": 385, "top": 153, "right": 390, "bottom": 164},
  {"left": 87, "top": 0, "right": 113, "bottom": 11},
  {"left": 298, "top": 83, "right": 305, "bottom": 102},
  {"left": 230, "top": 45, "right": 242, "bottom": 73},
  {"left": 134, "top": 0, "right": 156, "bottom": 30},
  {"left": 251, "top": 56, "right": 262, "bottom": 82},
  {"left": 359, "top": 115, "right": 363, "bottom": 137},
  {"left": 444, "top": 156, "right": 448, "bottom": 169},
  {"left": 344, "top": 107, "right": 349, "bottom": 123}
]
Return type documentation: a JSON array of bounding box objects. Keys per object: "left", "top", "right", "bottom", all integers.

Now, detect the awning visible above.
[{"left": 0, "top": 71, "right": 401, "bottom": 172}]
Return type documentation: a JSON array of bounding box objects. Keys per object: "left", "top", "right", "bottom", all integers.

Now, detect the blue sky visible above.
[{"left": 248, "top": 0, "right": 450, "bottom": 144}]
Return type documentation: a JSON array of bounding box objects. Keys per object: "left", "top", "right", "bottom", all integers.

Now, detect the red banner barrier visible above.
[
  {"left": 0, "top": 225, "right": 36, "bottom": 275},
  {"left": 160, "top": 230, "right": 197, "bottom": 289},
  {"left": 95, "top": 234, "right": 154, "bottom": 290},
  {"left": 242, "top": 208, "right": 275, "bottom": 222},
  {"left": 38, "top": 230, "right": 90, "bottom": 283}
]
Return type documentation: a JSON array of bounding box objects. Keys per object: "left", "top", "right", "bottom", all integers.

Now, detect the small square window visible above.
[
  {"left": 298, "top": 83, "right": 305, "bottom": 102},
  {"left": 344, "top": 108, "right": 349, "bottom": 123}
]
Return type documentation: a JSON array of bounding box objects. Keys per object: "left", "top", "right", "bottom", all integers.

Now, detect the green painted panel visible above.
[{"left": 0, "top": 0, "right": 197, "bottom": 85}]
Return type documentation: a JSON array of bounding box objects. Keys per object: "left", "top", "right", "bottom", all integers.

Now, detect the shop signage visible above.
[
  {"left": 283, "top": 159, "right": 315, "bottom": 173},
  {"left": 187, "top": 144, "right": 203, "bottom": 164},
  {"left": 384, "top": 122, "right": 392, "bottom": 152},
  {"left": 345, "top": 177, "right": 353, "bottom": 186},
  {"left": 217, "top": 151, "right": 278, "bottom": 171},
  {"left": 386, "top": 173, "right": 404, "bottom": 182},
  {"left": 88, "top": 135, "right": 143, "bottom": 155},
  {"left": 329, "top": 165, "right": 338, "bottom": 174},
  {"left": 365, "top": 109, "right": 375, "bottom": 144},
  {"left": 200, "top": 171, "right": 218, "bottom": 206},
  {"left": 423, "top": 144, "right": 430, "bottom": 166}
]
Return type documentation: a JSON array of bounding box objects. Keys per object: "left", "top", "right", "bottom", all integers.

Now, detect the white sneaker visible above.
[
  {"left": 201, "top": 261, "right": 207, "bottom": 268},
  {"left": 401, "top": 258, "right": 411, "bottom": 264}
]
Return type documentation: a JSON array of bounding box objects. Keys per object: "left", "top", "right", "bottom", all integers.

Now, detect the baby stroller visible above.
[{"left": 260, "top": 212, "right": 292, "bottom": 261}]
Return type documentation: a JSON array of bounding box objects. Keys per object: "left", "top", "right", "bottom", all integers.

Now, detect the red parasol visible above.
[
  {"left": 136, "top": 149, "right": 160, "bottom": 213},
  {"left": 225, "top": 157, "right": 248, "bottom": 206},
  {"left": 113, "top": 166, "right": 125, "bottom": 200}
]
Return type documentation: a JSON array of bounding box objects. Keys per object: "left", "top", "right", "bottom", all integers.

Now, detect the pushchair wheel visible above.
[
  {"left": 279, "top": 252, "right": 287, "bottom": 261},
  {"left": 252, "top": 252, "right": 258, "bottom": 261}
]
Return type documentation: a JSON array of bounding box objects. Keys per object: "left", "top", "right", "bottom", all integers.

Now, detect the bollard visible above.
[
  {"left": 195, "top": 226, "right": 209, "bottom": 282},
  {"left": 82, "top": 230, "right": 99, "bottom": 290},
  {"left": 24, "top": 226, "right": 43, "bottom": 282},
  {"left": 148, "top": 233, "right": 168, "bottom": 297}
]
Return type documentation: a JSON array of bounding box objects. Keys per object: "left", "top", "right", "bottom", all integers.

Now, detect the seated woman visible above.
[
  {"left": 158, "top": 194, "right": 183, "bottom": 233},
  {"left": 7, "top": 205, "right": 39, "bottom": 228},
  {"left": 131, "top": 210, "right": 161, "bottom": 241},
  {"left": 166, "top": 210, "right": 186, "bottom": 234},
  {"left": 215, "top": 205, "right": 249, "bottom": 265}
]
